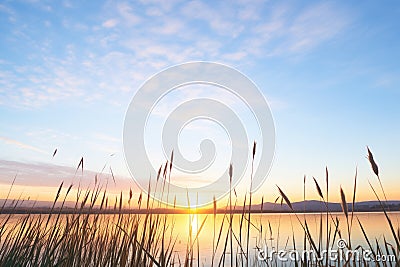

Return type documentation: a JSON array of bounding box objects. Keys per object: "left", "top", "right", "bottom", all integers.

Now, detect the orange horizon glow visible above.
[{"left": 1, "top": 181, "right": 399, "bottom": 210}]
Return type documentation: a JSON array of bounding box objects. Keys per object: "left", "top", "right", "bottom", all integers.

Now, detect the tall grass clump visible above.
[
  {"left": 0, "top": 184, "right": 180, "bottom": 266},
  {"left": 0, "top": 146, "right": 399, "bottom": 266}
]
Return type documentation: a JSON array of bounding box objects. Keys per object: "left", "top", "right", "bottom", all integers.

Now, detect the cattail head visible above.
[
  {"left": 261, "top": 196, "right": 264, "bottom": 212},
  {"left": 170, "top": 150, "right": 174, "bottom": 171},
  {"left": 277, "top": 185, "right": 293, "bottom": 210},
  {"left": 163, "top": 161, "right": 168, "bottom": 178},
  {"left": 313, "top": 177, "right": 324, "bottom": 199},
  {"left": 66, "top": 184, "right": 73, "bottom": 195},
  {"left": 138, "top": 192, "right": 142, "bottom": 206},
  {"left": 252, "top": 141, "right": 257, "bottom": 159},
  {"left": 367, "top": 146, "right": 379, "bottom": 177},
  {"left": 229, "top": 164, "right": 233, "bottom": 184},
  {"left": 157, "top": 165, "right": 162, "bottom": 181},
  {"left": 119, "top": 191, "right": 123, "bottom": 211},
  {"left": 77, "top": 157, "right": 84, "bottom": 174},
  {"left": 340, "top": 186, "right": 348, "bottom": 219}
]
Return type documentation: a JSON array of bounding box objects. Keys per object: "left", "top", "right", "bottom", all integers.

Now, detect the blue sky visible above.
[{"left": 0, "top": 0, "right": 399, "bottom": 203}]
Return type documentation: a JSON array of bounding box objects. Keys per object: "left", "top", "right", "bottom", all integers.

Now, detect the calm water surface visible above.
[{"left": 2, "top": 212, "right": 399, "bottom": 266}]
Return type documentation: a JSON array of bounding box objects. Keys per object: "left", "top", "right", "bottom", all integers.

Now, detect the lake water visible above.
[
  {"left": 1, "top": 212, "right": 399, "bottom": 266},
  {"left": 170, "top": 212, "right": 400, "bottom": 266}
]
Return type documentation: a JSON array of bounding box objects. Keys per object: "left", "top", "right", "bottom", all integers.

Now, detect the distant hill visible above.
[
  {"left": 247, "top": 200, "right": 400, "bottom": 213},
  {"left": 0, "top": 199, "right": 399, "bottom": 214}
]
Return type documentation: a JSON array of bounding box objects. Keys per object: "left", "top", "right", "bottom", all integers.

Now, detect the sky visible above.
[{"left": 0, "top": 0, "right": 399, "bottom": 206}]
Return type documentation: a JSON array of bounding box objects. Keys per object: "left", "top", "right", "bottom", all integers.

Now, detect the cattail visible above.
[
  {"left": 367, "top": 146, "right": 388, "bottom": 202},
  {"left": 252, "top": 141, "right": 257, "bottom": 159},
  {"left": 77, "top": 157, "right": 83, "bottom": 174},
  {"left": 229, "top": 164, "right": 233, "bottom": 183},
  {"left": 138, "top": 192, "right": 142, "bottom": 206},
  {"left": 157, "top": 165, "right": 162, "bottom": 181},
  {"left": 313, "top": 177, "right": 324, "bottom": 199},
  {"left": 367, "top": 146, "right": 379, "bottom": 177},
  {"left": 340, "top": 186, "right": 348, "bottom": 219},
  {"left": 170, "top": 150, "right": 174, "bottom": 171},
  {"left": 52, "top": 148, "right": 57, "bottom": 158},
  {"left": 163, "top": 161, "right": 168, "bottom": 178},
  {"left": 119, "top": 191, "right": 123, "bottom": 210},
  {"left": 129, "top": 188, "right": 132, "bottom": 201},
  {"left": 261, "top": 196, "right": 264, "bottom": 212},
  {"left": 277, "top": 185, "right": 293, "bottom": 210},
  {"left": 66, "top": 184, "right": 73, "bottom": 195},
  {"left": 213, "top": 196, "right": 217, "bottom": 215}
]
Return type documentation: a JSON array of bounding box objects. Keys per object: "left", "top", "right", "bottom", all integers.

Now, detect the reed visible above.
[{"left": 0, "top": 146, "right": 399, "bottom": 266}]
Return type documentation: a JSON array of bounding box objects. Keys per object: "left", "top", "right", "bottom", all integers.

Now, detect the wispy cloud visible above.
[
  {"left": 0, "top": 159, "right": 132, "bottom": 190},
  {"left": 0, "top": 136, "right": 47, "bottom": 154},
  {"left": 102, "top": 18, "right": 119, "bottom": 28},
  {"left": 180, "top": 1, "right": 245, "bottom": 38},
  {"left": 0, "top": 4, "right": 17, "bottom": 22},
  {"left": 149, "top": 18, "right": 184, "bottom": 35},
  {"left": 288, "top": 2, "right": 349, "bottom": 52},
  {"left": 116, "top": 2, "right": 141, "bottom": 26},
  {"left": 245, "top": 2, "right": 350, "bottom": 57},
  {"left": 0, "top": 1, "right": 351, "bottom": 109}
]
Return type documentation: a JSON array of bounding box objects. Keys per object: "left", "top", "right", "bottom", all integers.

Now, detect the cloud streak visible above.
[
  {"left": 0, "top": 159, "right": 133, "bottom": 190},
  {"left": 0, "top": 136, "right": 48, "bottom": 155}
]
